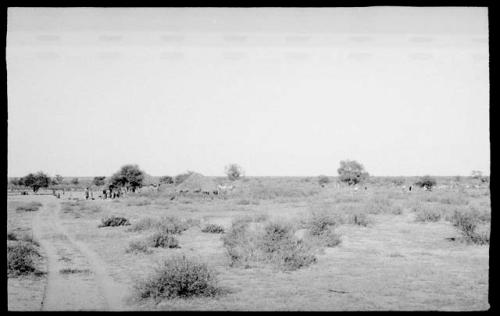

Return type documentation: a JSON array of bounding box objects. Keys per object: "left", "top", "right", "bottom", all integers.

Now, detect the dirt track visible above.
[{"left": 32, "top": 196, "right": 130, "bottom": 311}]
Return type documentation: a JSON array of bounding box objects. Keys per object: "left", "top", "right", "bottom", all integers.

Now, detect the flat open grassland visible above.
[{"left": 7, "top": 177, "right": 490, "bottom": 311}]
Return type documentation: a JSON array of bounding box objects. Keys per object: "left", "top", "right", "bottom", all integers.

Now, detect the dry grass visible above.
[{"left": 8, "top": 178, "right": 490, "bottom": 311}]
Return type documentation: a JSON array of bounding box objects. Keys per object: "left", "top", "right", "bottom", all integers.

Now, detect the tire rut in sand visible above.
[{"left": 32, "top": 196, "right": 129, "bottom": 311}]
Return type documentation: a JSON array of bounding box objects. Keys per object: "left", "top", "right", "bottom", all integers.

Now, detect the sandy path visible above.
[{"left": 32, "top": 196, "right": 130, "bottom": 311}]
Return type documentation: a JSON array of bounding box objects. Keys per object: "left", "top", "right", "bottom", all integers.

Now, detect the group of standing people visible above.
[{"left": 84, "top": 186, "right": 128, "bottom": 200}]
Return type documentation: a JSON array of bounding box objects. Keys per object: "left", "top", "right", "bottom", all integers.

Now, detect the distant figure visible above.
[
  {"left": 102, "top": 189, "right": 107, "bottom": 199},
  {"left": 213, "top": 190, "right": 219, "bottom": 195},
  {"left": 57, "top": 192, "right": 61, "bottom": 199},
  {"left": 85, "top": 187, "right": 90, "bottom": 200},
  {"left": 170, "top": 195, "right": 176, "bottom": 200},
  {"left": 364, "top": 186, "right": 367, "bottom": 190},
  {"left": 409, "top": 185, "right": 412, "bottom": 192}
]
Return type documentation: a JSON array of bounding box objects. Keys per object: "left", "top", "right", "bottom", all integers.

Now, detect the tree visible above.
[
  {"left": 225, "top": 164, "right": 244, "bottom": 181},
  {"left": 71, "top": 178, "right": 79, "bottom": 185},
  {"left": 92, "top": 176, "right": 106, "bottom": 186},
  {"left": 337, "top": 160, "right": 369, "bottom": 185},
  {"left": 10, "top": 178, "right": 21, "bottom": 186},
  {"left": 415, "top": 175, "right": 437, "bottom": 190},
  {"left": 52, "top": 174, "right": 64, "bottom": 185},
  {"left": 110, "top": 164, "right": 145, "bottom": 192},
  {"left": 20, "top": 171, "right": 51, "bottom": 192},
  {"left": 471, "top": 170, "right": 483, "bottom": 179},
  {"left": 159, "top": 176, "right": 174, "bottom": 184}
]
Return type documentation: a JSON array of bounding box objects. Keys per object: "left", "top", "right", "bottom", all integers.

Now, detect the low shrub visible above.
[
  {"left": 259, "top": 221, "right": 317, "bottom": 270},
  {"left": 7, "top": 231, "right": 17, "bottom": 241},
  {"left": 126, "top": 240, "right": 153, "bottom": 254},
  {"left": 201, "top": 224, "right": 225, "bottom": 234},
  {"left": 149, "top": 231, "right": 180, "bottom": 248},
  {"left": 415, "top": 207, "right": 442, "bottom": 222},
  {"left": 129, "top": 216, "right": 189, "bottom": 234},
  {"left": 99, "top": 216, "right": 131, "bottom": 227},
  {"left": 449, "top": 209, "right": 490, "bottom": 245},
  {"left": 16, "top": 201, "right": 43, "bottom": 212},
  {"left": 7, "top": 241, "right": 41, "bottom": 276},
  {"left": 318, "top": 175, "right": 330, "bottom": 186},
  {"left": 134, "top": 255, "right": 220, "bottom": 300},
  {"left": 307, "top": 212, "right": 339, "bottom": 236}
]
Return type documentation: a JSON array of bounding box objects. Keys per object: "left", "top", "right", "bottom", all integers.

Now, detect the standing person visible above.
[
  {"left": 85, "top": 187, "right": 89, "bottom": 200},
  {"left": 102, "top": 189, "right": 107, "bottom": 199}
]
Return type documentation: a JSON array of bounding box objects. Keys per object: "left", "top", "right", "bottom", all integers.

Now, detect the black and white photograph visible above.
[{"left": 6, "top": 7, "right": 490, "bottom": 311}]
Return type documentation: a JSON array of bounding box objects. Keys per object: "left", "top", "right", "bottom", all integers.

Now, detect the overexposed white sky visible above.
[{"left": 7, "top": 7, "right": 489, "bottom": 177}]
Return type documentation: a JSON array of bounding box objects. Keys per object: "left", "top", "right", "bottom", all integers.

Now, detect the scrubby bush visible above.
[
  {"left": 201, "top": 224, "right": 225, "bottom": 234},
  {"left": 307, "top": 212, "right": 339, "bottom": 236},
  {"left": 260, "top": 221, "right": 317, "bottom": 270},
  {"left": 8, "top": 241, "right": 41, "bottom": 276},
  {"left": 129, "top": 216, "right": 190, "bottom": 234},
  {"left": 134, "top": 255, "right": 220, "bottom": 300},
  {"left": 16, "top": 201, "right": 43, "bottom": 212},
  {"left": 415, "top": 207, "right": 442, "bottom": 222},
  {"left": 7, "top": 232, "right": 18, "bottom": 241},
  {"left": 149, "top": 231, "right": 180, "bottom": 248},
  {"left": 448, "top": 208, "right": 490, "bottom": 245},
  {"left": 126, "top": 240, "right": 152, "bottom": 254},
  {"left": 99, "top": 216, "right": 131, "bottom": 227},
  {"left": 318, "top": 175, "right": 330, "bottom": 186}
]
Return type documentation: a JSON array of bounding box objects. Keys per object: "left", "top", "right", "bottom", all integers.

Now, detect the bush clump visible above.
[
  {"left": 201, "top": 224, "right": 225, "bottom": 234},
  {"left": 8, "top": 241, "right": 41, "bottom": 276},
  {"left": 99, "top": 216, "right": 131, "bottom": 227},
  {"left": 134, "top": 255, "right": 220, "bottom": 301},
  {"left": 149, "top": 231, "right": 180, "bottom": 248},
  {"left": 307, "top": 212, "right": 339, "bottom": 236}
]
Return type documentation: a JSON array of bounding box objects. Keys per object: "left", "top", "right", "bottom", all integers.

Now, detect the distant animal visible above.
[
  {"left": 213, "top": 190, "right": 219, "bottom": 195},
  {"left": 170, "top": 195, "right": 176, "bottom": 200},
  {"left": 202, "top": 191, "right": 210, "bottom": 195},
  {"left": 194, "top": 189, "right": 201, "bottom": 193}
]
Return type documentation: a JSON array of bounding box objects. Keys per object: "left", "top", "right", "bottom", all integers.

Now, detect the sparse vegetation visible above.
[
  {"left": 134, "top": 255, "right": 220, "bottom": 301},
  {"left": 16, "top": 201, "right": 43, "bottom": 212},
  {"left": 129, "top": 216, "right": 190, "bottom": 234},
  {"left": 126, "top": 240, "right": 153, "bottom": 254}
]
